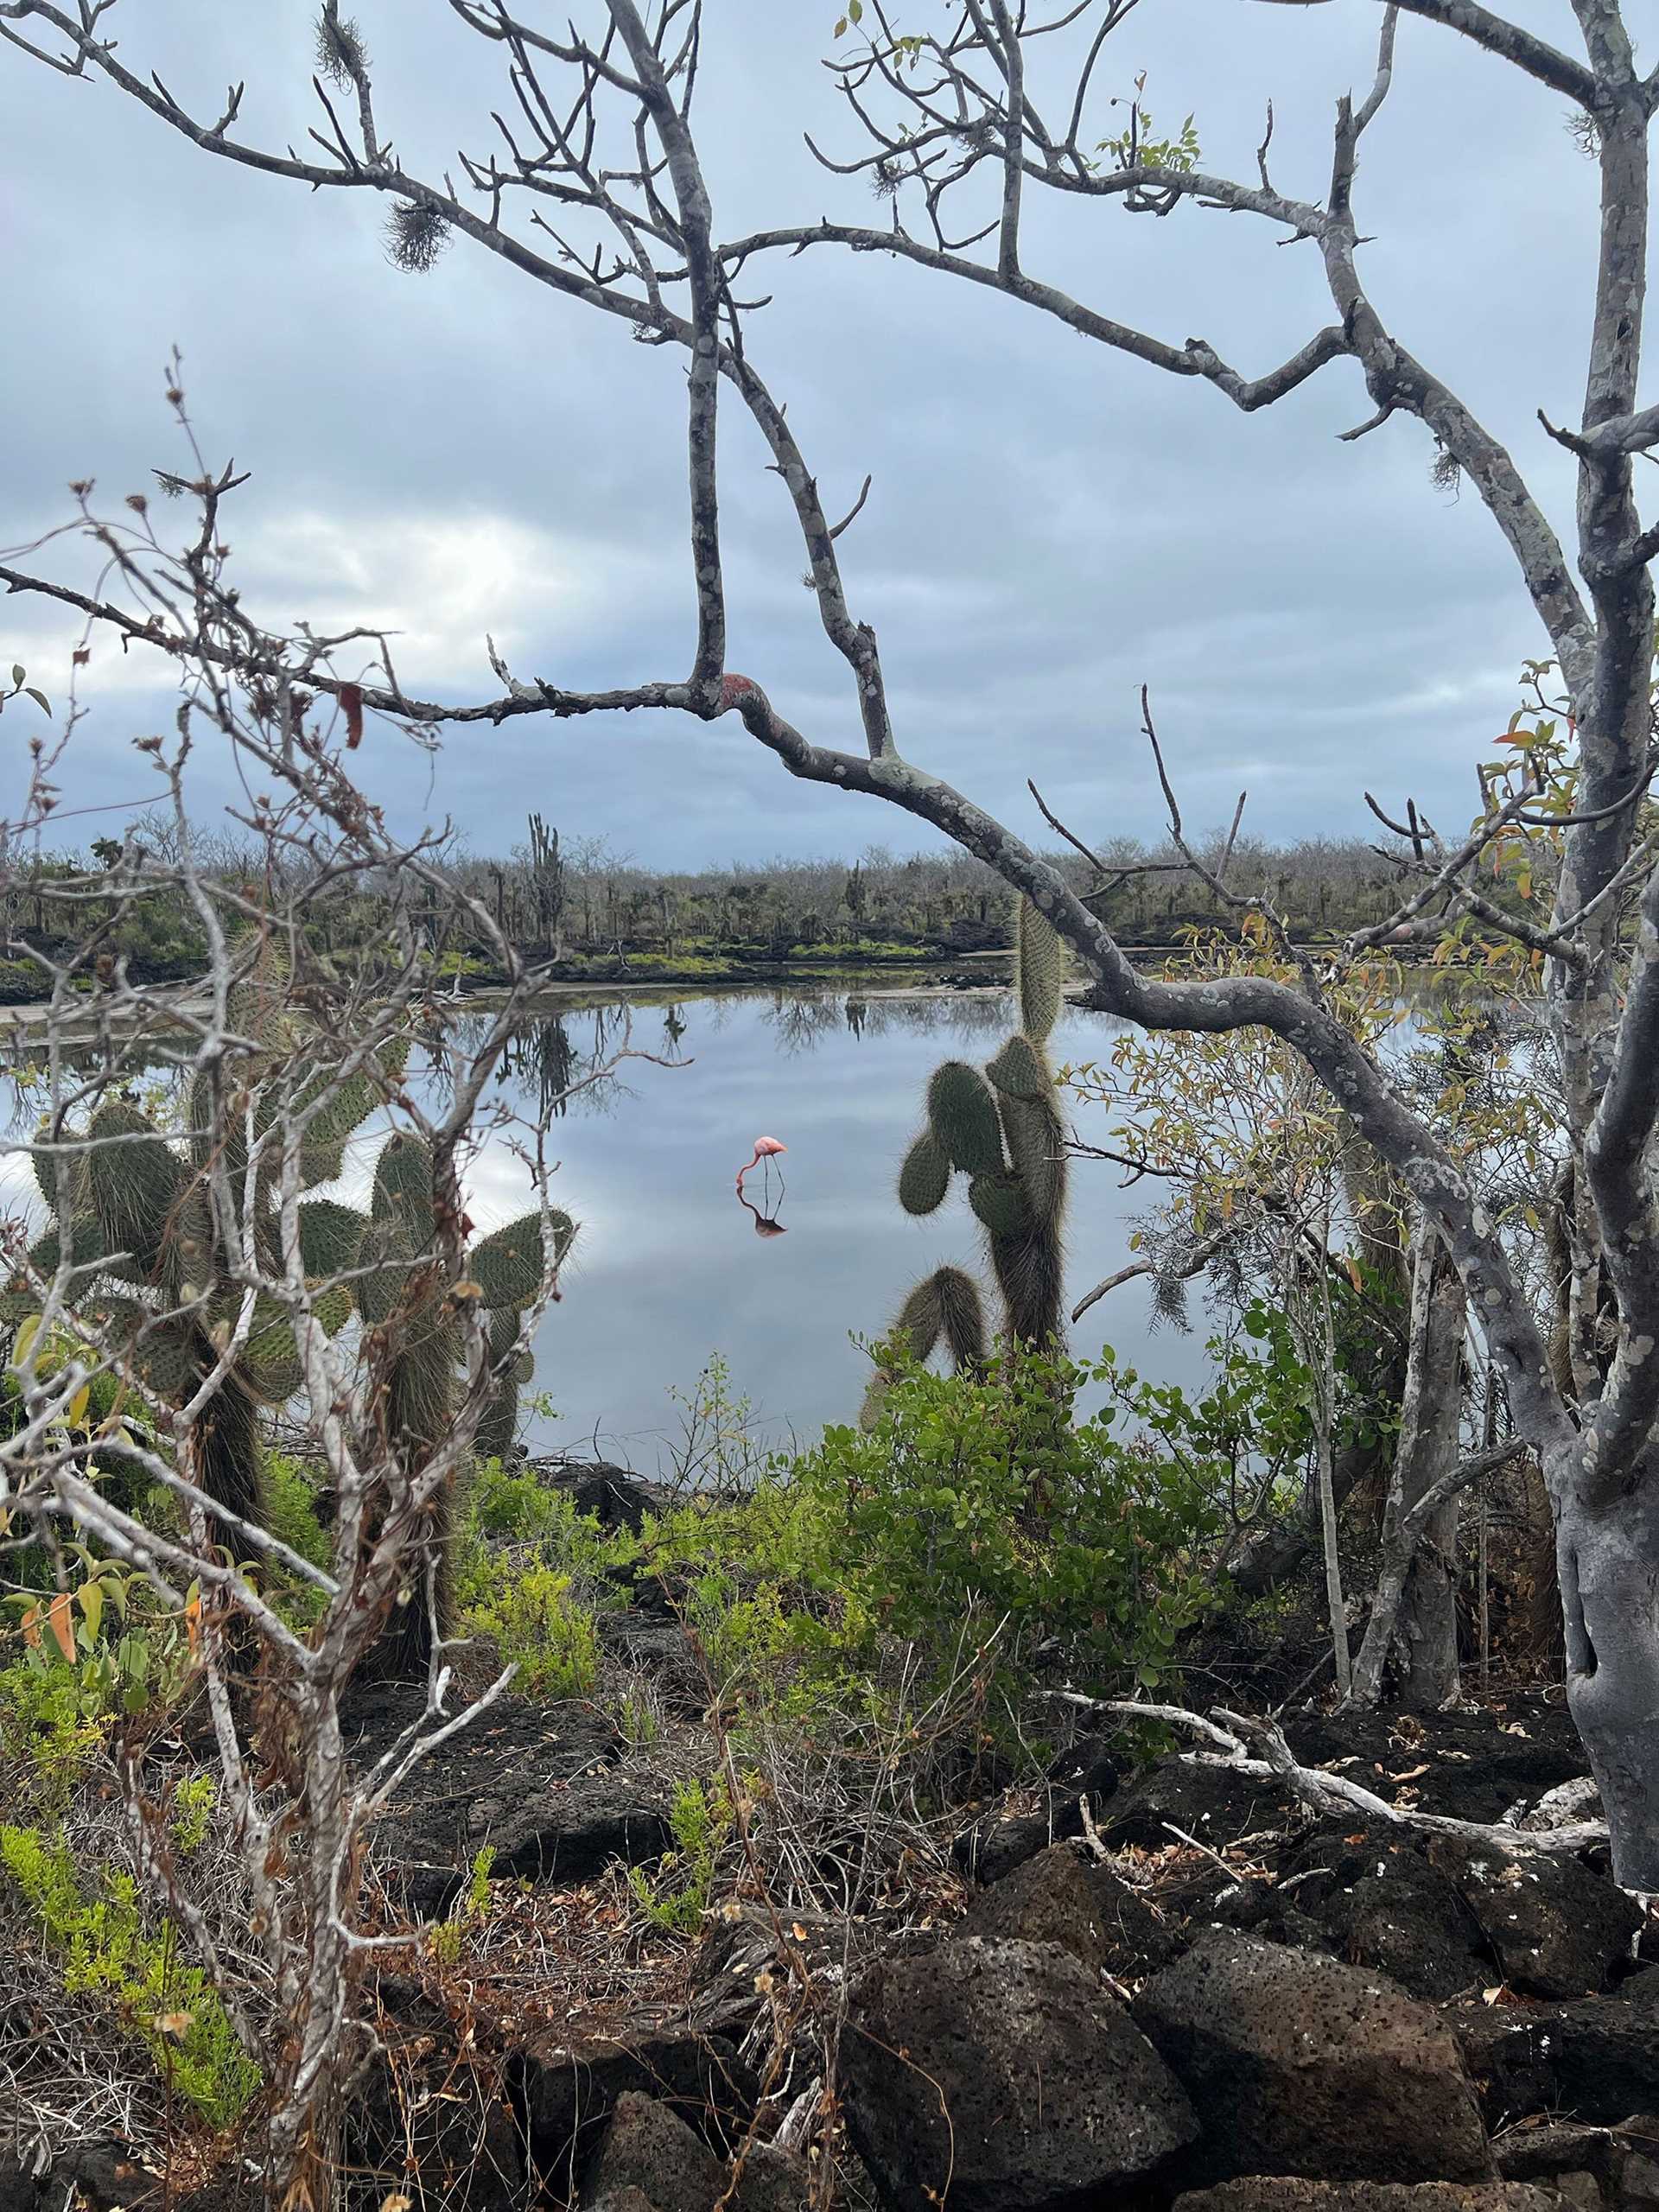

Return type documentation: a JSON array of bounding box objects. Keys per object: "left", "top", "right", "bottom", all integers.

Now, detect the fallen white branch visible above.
[{"left": 1059, "top": 1695, "right": 1609, "bottom": 1858}]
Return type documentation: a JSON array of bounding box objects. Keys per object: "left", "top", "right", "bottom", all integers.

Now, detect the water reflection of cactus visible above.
[{"left": 867, "top": 899, "right": 1069, "bottom": 1418}]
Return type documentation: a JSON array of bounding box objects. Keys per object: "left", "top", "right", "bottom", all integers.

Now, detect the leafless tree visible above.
[
  {"left": 3, "top": 0, "right": 1659, "bottom": 1882},
  {"left": 0, "top": 424, "right": 642, "bottom": 2196}
]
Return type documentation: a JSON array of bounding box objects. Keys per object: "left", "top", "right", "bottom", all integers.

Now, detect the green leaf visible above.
[
  {"left": 78, "top": 1577, "right": 105, "bottom": 1646},
  {"left": 24, "top": 690, "right": 50, "bottom": 716}
]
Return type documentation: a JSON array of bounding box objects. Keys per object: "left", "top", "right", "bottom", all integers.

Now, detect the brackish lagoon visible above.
[
  {"left": 9, "top": 971, "right": 1483, "bottom": 1473},
  {"left": 451, "top": 982, "right": 1206, "bottom": 1465}
]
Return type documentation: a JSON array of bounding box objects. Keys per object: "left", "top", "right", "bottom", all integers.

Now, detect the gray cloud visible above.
[{"left": 1, "top": 0, "right": 1610, "bottom": 864}]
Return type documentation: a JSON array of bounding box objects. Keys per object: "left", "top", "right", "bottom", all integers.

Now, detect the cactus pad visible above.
[
  {"left": 30, "top": 1121, "right": 91, "bottom": 1221},
  {"left": 1000, "top": 1090, "right": 1067, "bottom": 1229},
  {"left": 898, "top": 1129, "right": 952, "bottom": 1216},
  {"left": 371, "top": 1132, "right": 437, "bottom": 1241},
  {"left": 88, "top": 1101, "right": 183, "bottom": 1276},
  {"left": 969, "top": 1172, "right": 1030, "bottom": 1239},
  {"left": 927, "top": 1062, "right": 1006, "bottom": 1177},
  {"left": 934, "top": 1265, "right": 988, "bottom": 1368},
  {"left": 986, "top": 1033, "right": 1047, "bottom": 1102},
  {"left": 297, "top": 1198, "right": 367, "bottom": 1281},
  {"left": 471, "top": 1214, "right": 545, "bottom": 1310}
]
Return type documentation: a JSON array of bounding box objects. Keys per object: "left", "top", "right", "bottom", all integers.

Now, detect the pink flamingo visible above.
[{"left": 735, "top": 1135, "right": 786, "bottom": 1192}]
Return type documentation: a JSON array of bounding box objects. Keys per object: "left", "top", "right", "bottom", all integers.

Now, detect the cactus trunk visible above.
[{"left": 361, "top": 1317, "right": 461, "bottom": 1680}]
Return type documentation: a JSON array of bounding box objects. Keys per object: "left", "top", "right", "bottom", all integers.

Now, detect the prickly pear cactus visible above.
[
  {"left": 13, "top": 937, "right": 392, "bottom": 1537},
  {"left": 860, "top": 1262, "right": 987, "bottom": 1427},
  {"left": 927, "top": 1062, "right": 1006, "bottom": 1177},
  {"left": 867, "top": 895, "right": 1070, "bottom": 1410}
]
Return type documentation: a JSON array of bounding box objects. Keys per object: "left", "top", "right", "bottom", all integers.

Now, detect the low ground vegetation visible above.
[{"left": 0, "top": 1330, "right": 1615, "bottom": 2208}]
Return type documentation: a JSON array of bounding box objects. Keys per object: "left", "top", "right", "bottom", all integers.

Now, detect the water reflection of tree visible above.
[
  {"left": 755, "top": 984, "right": 1025, "bottom": 1054},
  {"left": 763, "top": 993, "right": 845, "bottom": 1054},
  {"left": 453, "top": 1008, "right": 635, "bottom": 1120},
  {"left": 2, "top": 1037, "right": 192, "bottom": 1134},
  {"left": 466, "top": 987, "right": 1047, "bottom": 1089}
]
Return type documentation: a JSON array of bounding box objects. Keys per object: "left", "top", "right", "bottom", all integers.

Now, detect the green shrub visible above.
[
  {"left": 429, "top": 1844, "right": 496, "bottom": 1965},
  {"left": 608, "top": 1681, "right": 662, "bottom": 1748},
  {"left": 168, "top": 1774, "right": 217, "bottom": 1856},
  {"left": 793, "top": 1344, "right": 1224, "bottom": 1695},
  {"left": 461, "top": 1456, "right": 568, "bottom": 1544},
  {"left": 639, "top": 1344, "right": 1229, "bottom": 1725},
  {"left": 264, "top": 1454, "right": 331, "bottom": 1573},
  {"left": 0, "top": 1658, "right": 107, "bottom": 1810},
  {"left": 0, "top": 1823, "right": 259, "bottom": 2129},
  {"left": 258, "top": 1454, "right": 334, "bottom": 1627},
  {"left": 455, "top": 1459, "right": 629, "bottom": 1593},
  {"left": 683, "top": 1570, "right": 805, "bottom": 1696},
  {"left": 626, "top": 1775, "right": 733, "bottom": 1933},
  {"left": 2, "top": 1557, "right": 198, "bottom": 1806},
  {"left": 461, "top": 1565, "right": 601, "bottom": 1700}
]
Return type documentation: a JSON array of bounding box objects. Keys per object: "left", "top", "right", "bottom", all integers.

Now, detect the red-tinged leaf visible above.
[
  {"left": 46, "top": 1590, "right": 76, "bottom": 1662},
  {"left": 340, "top": 682, "right": 365, "bottom": 749}
]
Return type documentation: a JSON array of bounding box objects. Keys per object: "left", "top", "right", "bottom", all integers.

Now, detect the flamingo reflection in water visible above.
[{"left": 737, "top": 1191, "right": 787, "bottom": 1237}]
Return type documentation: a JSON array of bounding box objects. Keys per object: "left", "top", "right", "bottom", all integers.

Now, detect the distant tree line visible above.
[{"left": 0, "top": 815, "right": 1545, "bottom": 993}]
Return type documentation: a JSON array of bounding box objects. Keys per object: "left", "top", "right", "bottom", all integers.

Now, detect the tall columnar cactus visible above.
[
  {"left": 353, "top": 1130, "right": 574, "bottom": 1676},
  {"left": 868, "top": 897, "right": 1069, "bottom": 1418}
]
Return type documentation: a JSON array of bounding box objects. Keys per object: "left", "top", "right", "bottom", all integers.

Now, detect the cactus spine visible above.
[{"left": 865, "top": 897, "right": 1069, "bottom": 1418}]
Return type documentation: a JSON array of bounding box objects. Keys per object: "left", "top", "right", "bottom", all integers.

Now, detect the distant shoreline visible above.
[{"left": 0, "top": 941, "right": 1498, "bottom": 1035}]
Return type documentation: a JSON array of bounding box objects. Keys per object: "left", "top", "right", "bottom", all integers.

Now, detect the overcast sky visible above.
[{"left": 0, "top": 1, "right": 1622, "bottom": 867}]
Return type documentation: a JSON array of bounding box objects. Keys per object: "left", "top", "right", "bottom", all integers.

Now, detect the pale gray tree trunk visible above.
[
  {"left": 1351, "top": 1220, "right": 1467, "bottom": 1708},
  {"left": 1555, "top": 1465, "right": 1659, "bottom": 1891}
]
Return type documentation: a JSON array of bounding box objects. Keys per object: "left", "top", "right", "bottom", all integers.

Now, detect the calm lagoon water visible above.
[
  {"left": 0, "top": 980, "right": 1215, "bottom": 1472},
  {"left": 461, "top": 984, "right": 1210, "bottom": 1468}
]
